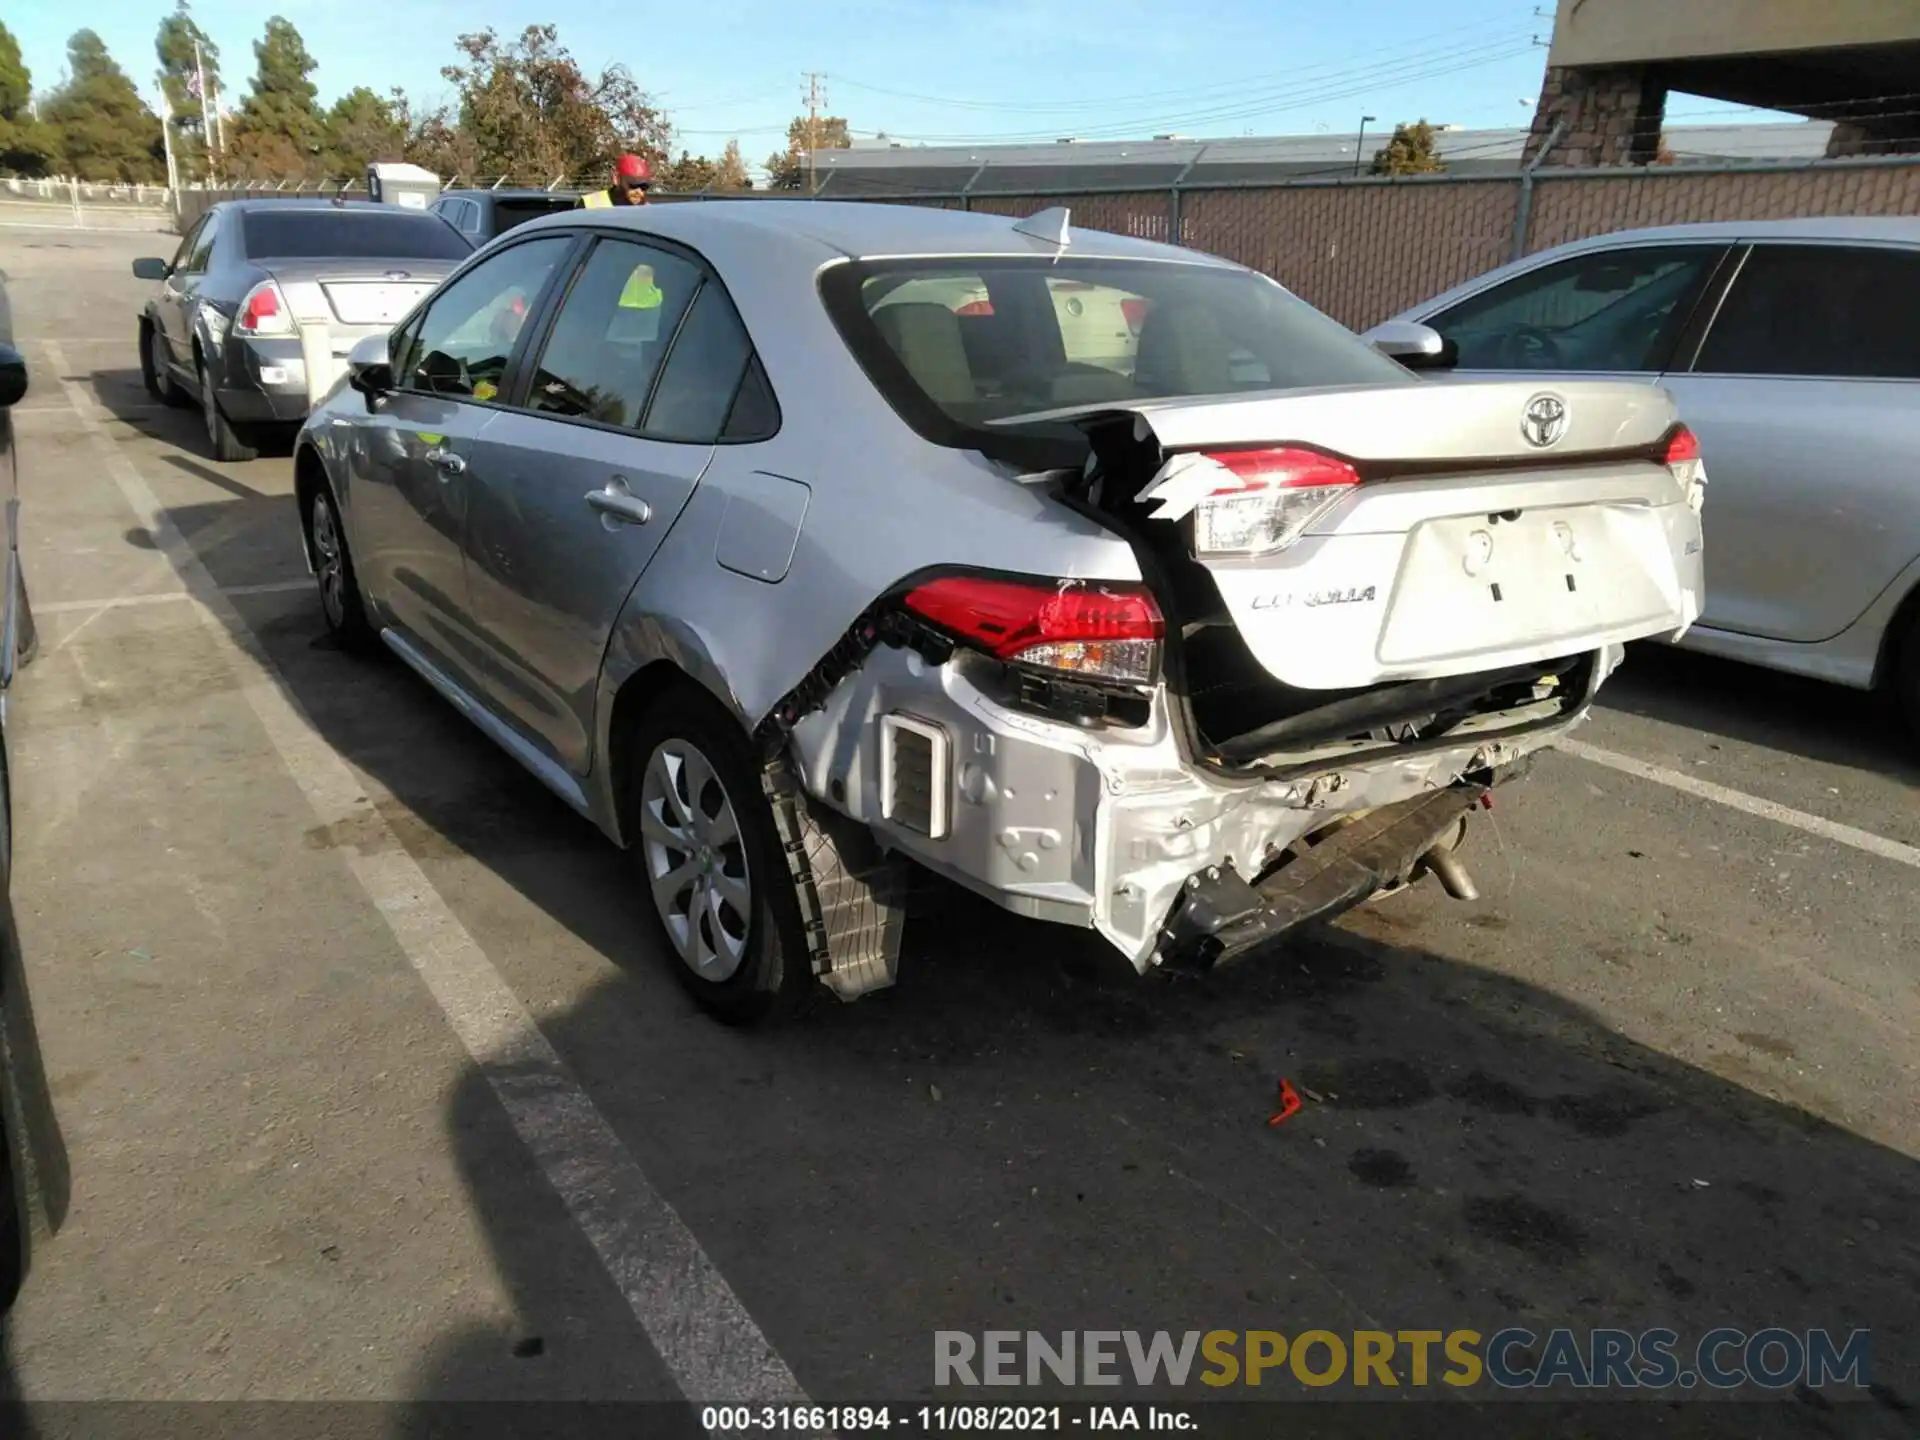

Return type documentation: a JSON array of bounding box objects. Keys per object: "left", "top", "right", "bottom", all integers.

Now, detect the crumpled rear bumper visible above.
[
  {"left": 1154, "top": 784, "right": 1485, "bottom": 969},
  {"left": 786, "top": 644, "right": 1617, "bottom": 973}
]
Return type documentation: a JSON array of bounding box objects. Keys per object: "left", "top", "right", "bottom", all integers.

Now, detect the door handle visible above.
[
  {"left": 585, "top": 480, "right": 653, "bottom": 527},
  {"left": 424, "top": 447, "right": 467, "bottom": 476}
]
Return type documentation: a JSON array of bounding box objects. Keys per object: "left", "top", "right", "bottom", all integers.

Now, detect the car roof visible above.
[
  {"left": 522, "top": 198, "right": 1242, "bottom": 268},
  {"left": 439, "top": 188, "right": 575, "bottom": 202},
  {"left": 1537, "top": 215, "right": 1920, "bottom": 251},
  {"left": 217, "top": 199, "right": 445, "bottom": 216}
]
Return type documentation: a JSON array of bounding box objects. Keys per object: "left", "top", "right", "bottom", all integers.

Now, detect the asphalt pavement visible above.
[{"left": 0, "top": 229, "right": 1914, "bottom": 1435}]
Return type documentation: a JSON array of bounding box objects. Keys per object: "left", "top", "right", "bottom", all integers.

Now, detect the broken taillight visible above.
[
  {"left": 903, "top": 575, "right": 1164, "bottom": 686},
  {"left": 1191, "top": 447, "right": 1361, "bottom": 558},
  {"left": 234, "top": 279, "right": 293, "bottom": 336},
  {"left": 1663, "top": 424, "right": 1706, "bottom": 513}
]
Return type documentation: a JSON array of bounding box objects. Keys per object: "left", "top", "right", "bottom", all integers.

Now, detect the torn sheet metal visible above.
[{"left": 1134, "top": 451, "right": 1236, "bottom": 522}]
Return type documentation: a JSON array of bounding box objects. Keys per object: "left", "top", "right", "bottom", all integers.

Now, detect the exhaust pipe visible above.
[{"left": 1420, "top": 841, "right": 1479, "bottom": 901}]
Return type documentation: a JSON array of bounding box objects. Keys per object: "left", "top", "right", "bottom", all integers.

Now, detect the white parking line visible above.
[
  {"left": 38, "top": 580, "right": 313, "bottom": 616},
  {"left": 41, "top": 341, "right": 808, "bottom": 1410},
  {"left": 1560, "top": 738, "right": 1920, "bottom": 870}
]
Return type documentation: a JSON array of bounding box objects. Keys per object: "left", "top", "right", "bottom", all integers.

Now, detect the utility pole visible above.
[
  {"left": 192, "top": 37, "right": 216, "bottom": 182},
  {"left": 156, "top": 76, "right": 180, "bottom": 197},
  {"left": 802, "top": 71, "right": 826, "bottom": 194}
]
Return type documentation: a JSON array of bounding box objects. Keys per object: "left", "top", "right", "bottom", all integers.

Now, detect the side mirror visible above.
[
  {"left": 131, "top": 257, "right": 172, "bottom": 281},
  {"left": 1362, "top": 320, "right": 1459, "bottom": 371},
  {"left": 346, "top": 333, "right": 395, "bottom": 402},
  {"left": 0, "top": 344, "right": 27, "bottom": 409}
]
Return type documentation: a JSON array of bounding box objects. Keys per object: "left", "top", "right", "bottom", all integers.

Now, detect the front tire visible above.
[
  {"left": 197, "top": 358, "right": 257, "bottom": 463},
  {"left": 626, "top": 688, "right": 814, "bottom": 1026},
  {"left": 302, "top": 483, "right": 374, "bottom": 651}
]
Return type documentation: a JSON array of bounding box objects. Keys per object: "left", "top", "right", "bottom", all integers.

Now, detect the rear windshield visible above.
[
  {"left": 241, "top": 208, "right": 473, "bottom": 261},
  {"left": 494, "top": 197, "right": 578, "bottom": 231},
  {"left": 822, "top": 256, "right": 1407, "bottom": 456}
]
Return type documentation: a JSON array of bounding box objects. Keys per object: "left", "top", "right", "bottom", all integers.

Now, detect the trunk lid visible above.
[
  {"left": 1072, "top": 379, "right": 1706, "bottom": 692},
  {"left": 269, "top": 258, "right": 456, "bottom": 329}
]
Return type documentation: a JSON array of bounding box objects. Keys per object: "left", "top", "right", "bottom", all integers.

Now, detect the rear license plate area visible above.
[{"left": 1378, "top": 504, "right": 1676, "bottom": 665}]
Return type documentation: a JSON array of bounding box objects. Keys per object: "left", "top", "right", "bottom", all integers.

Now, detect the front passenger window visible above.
[
  {"left": 1429, "top": 245, "right": 1721, "bottom": 372},
  {"left": 396, "top": 236, "right": 571, "bottom": 400}
]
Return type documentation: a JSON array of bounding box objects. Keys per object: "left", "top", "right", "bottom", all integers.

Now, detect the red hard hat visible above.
[{"left": 616, "top": 154, "right": 652, "bottom": 182}]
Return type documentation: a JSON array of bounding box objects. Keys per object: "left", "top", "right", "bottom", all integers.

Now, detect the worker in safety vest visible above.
[{"left": 579, "top": 153, "right": 653, "bottom": 209}]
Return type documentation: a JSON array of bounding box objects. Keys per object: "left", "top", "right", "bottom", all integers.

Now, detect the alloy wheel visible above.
[
  {"left": 639, "top": 738, "right": 753, "bottom": 981},
  {"left": 309, "top": 492, "right": 346, "bottom": 629}
]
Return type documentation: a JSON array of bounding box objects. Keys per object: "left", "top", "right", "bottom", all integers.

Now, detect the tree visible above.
[
  {"left": 1370, "top": 119, "right": 1445, "bottom": 177},
  {"left": 324, "top": 86, "right": 406, "bottom": 177},
  {"left": 764, "top": 114, "right": 850, "bottom": 191},
  {"left": 42, "top": 30, "right": 164, "bottom": 181},
  {"left": 391, "top": 90, "right": 481, "bottom": 183},
  {"left": 716, "top": 139, "right": 752, "bottom": 191},
  {"left": 657, "top": 139, "right": 752, "bottom": 193},
  {"left": 440, "top": 25, "right": 668, "bottom": 184},
  {"left": 155, "top": 1, "right": 220, "bottom": 180},
  {"left": 659, "top": 151, "right": 719, "bottom": 192},
  {"left": 226, "top": 16, "right": 325, "bottom": 180},
  {"left": 0, "top": 22, "right": 57, "bottom": 176}
]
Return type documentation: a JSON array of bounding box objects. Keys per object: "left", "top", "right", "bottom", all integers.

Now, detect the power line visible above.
[
  {"left": 828, "top": 16, "right": 1529, "bottom": 115},
  {"left": 860, "top": 40, "right": 1539, "bottom": 145}
]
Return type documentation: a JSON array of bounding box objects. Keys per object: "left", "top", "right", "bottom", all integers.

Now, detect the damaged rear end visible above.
[
  {"left": 1043, "top": 378, "right": 1704, "bottom": 965},
  {"left": 773, "top": 242, "right": 1705, "bottom": 992}
]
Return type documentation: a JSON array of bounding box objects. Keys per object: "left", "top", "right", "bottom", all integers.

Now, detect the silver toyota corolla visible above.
[{"left": 294, "top": 200, "right": 1705, "bottom": 1024}]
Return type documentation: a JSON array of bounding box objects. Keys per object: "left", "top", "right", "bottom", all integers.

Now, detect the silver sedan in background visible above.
[
  {"left": 133, "top": 199, "right": 472, "bottom": 461},
  {"left": 293, "top": 201, "right": 1702, "bottom": 1025},
  {"left": 1370, "top": 217, "right": 1920, "bottom": 742}
]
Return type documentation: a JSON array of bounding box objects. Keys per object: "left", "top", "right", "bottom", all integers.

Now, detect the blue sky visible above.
[{"left": 13, "top": 0, "right": 1777, "bottom": 174}]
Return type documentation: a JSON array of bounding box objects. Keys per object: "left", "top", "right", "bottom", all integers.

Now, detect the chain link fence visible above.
[{"left": 156, "top": 154, "right": 1920, "bottom": 329}]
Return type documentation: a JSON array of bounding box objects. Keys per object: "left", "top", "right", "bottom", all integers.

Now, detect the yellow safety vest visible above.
[{"left": 619, "top": 274, "right": 663, "bottom": 310}]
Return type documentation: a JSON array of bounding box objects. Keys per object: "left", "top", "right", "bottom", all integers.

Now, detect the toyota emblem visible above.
[{"left": 1521, "top": 393, "right": 1569, "bottom": 448}]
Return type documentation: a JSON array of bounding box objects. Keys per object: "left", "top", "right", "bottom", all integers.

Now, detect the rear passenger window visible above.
[
  {"left": 523, "top": 238, "right": 699, "bottom": 429},
  {"left": 1692, "top": 245, "right": 1920, "bottom": 380},
  {"left": 722, "top": 356, "right": 779, "bottom": 441},
  {"left": 643, "top": 281, "right": 757, "bottom": 442}
]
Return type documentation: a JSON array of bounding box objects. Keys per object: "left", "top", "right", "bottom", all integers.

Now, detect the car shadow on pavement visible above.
[
  {"left": 390, "top": 897, "right": 1920, "bottom": 1437},
  {"left": 95, "top": 486, "right": 1920, "bottom": 1435},
  {"left": 1599, "top": 643, "right": 1919, "bottom": 785}
]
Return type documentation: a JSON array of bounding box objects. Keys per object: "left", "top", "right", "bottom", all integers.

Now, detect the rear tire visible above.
[
  {"left": 197, "top": 358, "right": 258, "bottom": 463},
  {"left": 625, "top": 687, "right": 814, "bottom": 1027},
  {"left": 1893, "top": 618, "right": 1920, "bottom": 749},
  {"left": 139, "top": 320, "right": 190, "bottom": 408},
  {"left": 302, "top": 483, "right": 375, "bottom": 652}
]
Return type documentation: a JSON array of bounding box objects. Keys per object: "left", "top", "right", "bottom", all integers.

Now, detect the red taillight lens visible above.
[
  {"left": 235, "top": 281, "right": 290, "bottom": 335},
  {"left": 954, "top": 299, "right": 994, "bottom": 316},
  {"left": 1663, "top": 424, "right": 1706, "bottom": 513},
  {"left": 1120, "top": 297, "right": 1150, "bottom": 333},
  {"left": 1189, "top": 447, "right": 1361, "bottom": 556},
  {"left": 1663, "top": 425, "right": 1700, "bottom": 465},
  {"left": 903, "top": 575, "right": 1163, "bottom": 685}
]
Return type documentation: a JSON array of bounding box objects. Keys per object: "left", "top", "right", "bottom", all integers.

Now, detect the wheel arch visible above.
[
  {"left": 598, "top": 649, "right": 749, "bottom": 848},
  {"left": 293, "top": 443, "right": 328, "bottom": 572},
  {"left": 1873, "top": 572, "right": 1920, "bottom": 691}
]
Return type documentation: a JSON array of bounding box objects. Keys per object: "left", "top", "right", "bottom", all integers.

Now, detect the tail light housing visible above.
[
  {"left": 1190, "top": 447, "right": 1361, "bottom": 557},
  {"left": 234, "top": 279, "right": 293, "bottom": 336},
  {"left": 903, "top": 575, "right": 1163, "bottom": 686},
  {"left": 1663, "top": 425, "right": 1706, "bottom": 513}
]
